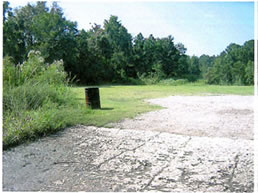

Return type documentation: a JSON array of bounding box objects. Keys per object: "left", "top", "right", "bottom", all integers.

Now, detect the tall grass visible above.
[{"left": 3, "top": 51, "right": 77, "bottom": 149}]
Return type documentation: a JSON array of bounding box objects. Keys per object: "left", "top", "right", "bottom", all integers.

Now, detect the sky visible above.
[{"left": 9, "top": 1, "right": 254, "bottom": 57}]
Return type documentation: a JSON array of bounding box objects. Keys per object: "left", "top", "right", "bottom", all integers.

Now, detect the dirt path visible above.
[{"left": 3, "top": 95, "right": 254, "bottom": 192}]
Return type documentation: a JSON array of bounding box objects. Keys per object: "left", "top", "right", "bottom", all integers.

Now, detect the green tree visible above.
[
  {"left": 205, "top": 40, "right": 254, "bottom": 85},
  {"left": 132, "top": 33, "right": 146, "bottom": 76},
  {"left": 187, "top": 56, "right": 200, "bottom": 81},
  {"left": 142, "top": 34, "right": 157, "bottom": 75},
  {"left": 3, "top": 2, "right": 79, "bottom": 75},
  {"left": 245, "top": 60, "right": 254, "bottom": 85},
  {"left": 199, "top": 54, "right": 215, "bottom": 77},
  {"left": 103, "top": 15, "right": 133, "bottom": 80}
]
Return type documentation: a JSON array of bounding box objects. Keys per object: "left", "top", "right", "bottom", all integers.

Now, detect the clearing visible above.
[{"left": 3, "top": 94, "right": 253, "bottom": 192}]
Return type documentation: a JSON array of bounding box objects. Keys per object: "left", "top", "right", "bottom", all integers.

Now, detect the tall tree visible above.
[
  {"left": 103, "top": 15, "right": 133, "bottom": 80},
  {"left": 205, "top": 40, "right": 254, "bottom": 85},
  {"left": 132, "top": 33, "right": 145, "bottom": 75},
  {"left": 3, "top": 1, "right": 79, "bottom": 75}
]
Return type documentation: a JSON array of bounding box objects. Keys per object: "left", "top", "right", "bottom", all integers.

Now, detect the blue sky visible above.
[{"left": 9, "top": 1, "right": 254, "bottom": 56}]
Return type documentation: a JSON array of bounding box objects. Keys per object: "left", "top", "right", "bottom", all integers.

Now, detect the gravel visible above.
[
  {"left": 3, "top": 95, "right": 254, "bottom": 192},
  {"left": 110, "top": 95, "right": 254, "bottom": 140}
]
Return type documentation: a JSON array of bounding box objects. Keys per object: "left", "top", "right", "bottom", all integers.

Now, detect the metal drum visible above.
[{"left": 85, "top": 87, "right": 101, "bottom": 109}]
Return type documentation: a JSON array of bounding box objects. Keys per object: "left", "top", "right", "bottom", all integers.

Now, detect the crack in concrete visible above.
[
  {"left": 141, "top": 163, "right": 170, "bottom": 191},
  {"left": 180, "top": 136, "right": 192, "bottom": 148},
  {"left": 53, "top": 161, "right": 80, "bottom": 165},
  {"left": 95, "top": 132, "right": 162, "bottom": 169},
  {"left": 96, "top": 143, "right": 146, "bottom": 169},
  {"left": 140, "top": 135, "right": 192, "bottom": 191},
  {"left": 228, "top": 153, "right": 240, "bottom": 191}
]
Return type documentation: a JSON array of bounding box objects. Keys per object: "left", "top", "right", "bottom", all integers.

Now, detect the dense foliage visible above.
[
  {"left": 3, "top": 1, "right": 254, "bottom": 86},
  {"left": 205, "top": 41, "right": 254, "bottom": 85},
  {"left": 3, "top": 51, "right": 77, "bottom": 149}
]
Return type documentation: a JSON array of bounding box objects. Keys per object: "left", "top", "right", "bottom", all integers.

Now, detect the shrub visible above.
[
  {"left": 3, "top": 56, "right": 20, "bottom": 87},
  {"left": 159, "top": 78, "right": 189, "bottom": 86},
  {"left": 138, "top": 72, "right": 161, "bottom": 85},
  {"left": 3, "top": 50, "right": 76, "bottom": 149},
  {"left": 34, "top": 59, "right": 68, "bottom": 85},
  {"left": 126, "top": 77, "right": 145, "bottom": 85},
  {"left": 3, "top": 51, "right": 46, "bottom": 87},
  {"left": 3, "top": 82, "right": 71, "bottom": 112},
  {"left": 183, "top": 74, "right": 200, "bottom": 82}
]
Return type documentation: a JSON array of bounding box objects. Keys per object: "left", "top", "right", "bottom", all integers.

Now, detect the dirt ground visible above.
[
  {"left": 110, "top": 95, "right": 253, "bottom": 140},
  {"left": 3, "top": 95, "right": 254, "bottom": 192}
]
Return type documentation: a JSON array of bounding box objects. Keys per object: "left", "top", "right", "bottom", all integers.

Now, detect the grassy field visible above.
[
  {"left": 3, "top": 83, "right": 253, "bottom": 149},
  {"left": 70, "top": 83, "right": 254, "bottom": 127}
]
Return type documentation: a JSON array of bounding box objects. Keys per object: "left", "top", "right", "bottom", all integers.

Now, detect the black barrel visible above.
[{"left": 85, "top": 87, "right": 101, "bottom": 109}]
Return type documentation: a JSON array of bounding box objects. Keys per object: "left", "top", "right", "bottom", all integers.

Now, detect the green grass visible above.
[{"left": 70, "top": 83, "right": 254, "bottom": 127}]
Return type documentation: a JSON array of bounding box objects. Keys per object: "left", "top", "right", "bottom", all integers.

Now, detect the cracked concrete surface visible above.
[{"left": 3, "top": 95, "right": 254, "bottom": 192}]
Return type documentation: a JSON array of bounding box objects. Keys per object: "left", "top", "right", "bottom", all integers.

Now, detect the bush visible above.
[
  {"left": 126, "top": 77, "right": 145, "bottom": 85},
  {"left": 34, "top": 59, "right": 68, "bottom": 85},
  {"left": 3, "top": 51, "right": 46, "bottom": 87},
  {"left": 3, "top": 82, "right": 71, "bottom": 112},
  {"left": 3, "top": 56, "right": 20, "bottom": 87},
  {"left": 159, "top": 78, "right": 189, "bottom": 86},
  {"left": 3, "top": 50, "right": 76, "bottom": 149},
  {"left": 183, "top": 74, "right": 200, "bottom": 82},
  {"left": 190, "top": 79, "right": 206, "bottom": 86},
  {"left": 138, "top": 72, "right": 161, "bottom": 85}
]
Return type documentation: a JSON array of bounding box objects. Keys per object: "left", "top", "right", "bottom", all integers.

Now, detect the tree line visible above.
[{"left": 3, "top": 2, "right": 254, "bottom": 85}]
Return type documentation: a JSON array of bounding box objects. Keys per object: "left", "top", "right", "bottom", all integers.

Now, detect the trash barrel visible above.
[{"left": 85, "top": 87, "right": 101, "bottom": 109}]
